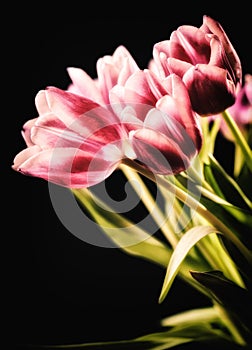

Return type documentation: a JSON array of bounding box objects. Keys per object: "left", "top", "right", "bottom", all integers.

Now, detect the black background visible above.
[{"left": 5, "top": 4, "right": 251, "bottom": 350}]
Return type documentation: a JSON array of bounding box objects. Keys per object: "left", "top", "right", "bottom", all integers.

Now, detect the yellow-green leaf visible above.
[{"left": 159, "top": 225, "right": 220, "bottom": 303}]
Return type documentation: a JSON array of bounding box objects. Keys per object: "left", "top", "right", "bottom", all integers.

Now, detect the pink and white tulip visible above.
[
  {"left": 67, "top": 45, "right": 140, "bottom": 105},
  {"left": 109, "top": 69, "right": 202, "bottom": 173},
  {"left": 151, "top": 15, "right": 242, "bottom": 116},
  {"left": 13, "top": 46, "right": 202, "bottom": 188}
]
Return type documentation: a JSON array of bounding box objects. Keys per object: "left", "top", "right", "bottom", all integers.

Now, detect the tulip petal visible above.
[
  {"left": 153, "top": 40, "right": 171, "bottom": 78},
  {"left": 131, "top": 128, "right": 190, "bottom": 174},
  {"left": 45, "top": 87, "right": 122, "bottom": 143},
  {"left": 183, "top": 64, "right": 236, "bottom": 115},
  {"left": 67, "top": 67, "right": 105, "bottom": 105},
  {"left": 143, "top": 107, "right": 197, "bottom": 158},
  {"left": 35, "top": 90, "right": 51, "bottom": 115},
  {"left": 12, "top": 145, "right": 42, "bottom": 171},
  {"left": 123, "top": 71, "right": 157, "bottom": 106},
  {"left": 109, "top": 84, "right": 153, "bottom": 123},
  {"left": 167, "top": 58, "right": 192, "bottom": 79},
  {"left": 22, "top": 118, "right": 38, "bottom": 146},
  {"left": 46, "top": 86, "right": 100, "bottom": 122},
  {"left": 96, "top": 45, "right": 140, "bottom": 104},
  {"left": 30, "top": 113, "right": 88, "bottom": 150},
  {"left": 157, "top": 74, "right": 202, "bottom": 150},
  {"left": 32, "top": 112, "right": 125, "bottom": 159},
  {"left": 113, "top": 45, "right": 140, "bottom": 83},
  {"left": 13, "top": 146, "right": 122, "bottom": 188},
  {"left": 170, "top": 25, "right": 210, "bottom": 64},
  {"left": 203, "top": 15, "right": 242, "bottom": 85},
  {"left": 144, "top": 69, "right": 169, "bottom": 100}
]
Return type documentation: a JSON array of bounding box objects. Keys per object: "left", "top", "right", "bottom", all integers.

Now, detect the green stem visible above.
[
  {"left": 156, "top": 180, "right": 194, "bottom": 234},
  {"left": 200, "top": 234, "right": 245, "bottom": 287},
  {"left": 122, "top": 159, "right": 252, "bottom": 266},
  {"left": 234, "top": 142, "right": 244, "bottom": 177},
  {"left": 119, "top": 164, "right": 179, "bottom": 248},
  {"left": 222, "top": 110, "right": 252, "bottom": 172},
  {"left": 73, "top": 187, "right": 210, "bottom": 297},
  {"left": 213, "top": 303, "right": 247, "bottom": 346}
]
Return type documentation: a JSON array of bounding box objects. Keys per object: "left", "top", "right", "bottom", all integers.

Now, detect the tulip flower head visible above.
[
  {"left": 213, "top": 73, "right": 252, "bottom": 141},
  {"left": 228, "top": 73, "right": 252, "bottom": 125},
  {"left": 151, "top": 15, "right": 242, "bottom": 116},
  {"left": 12, "top": 47, "right": 202, "bottom": 189}
]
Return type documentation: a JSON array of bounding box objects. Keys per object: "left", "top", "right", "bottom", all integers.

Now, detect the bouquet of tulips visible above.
[{"left": 13, "top": 15, "right": 252, "bottom": 349}]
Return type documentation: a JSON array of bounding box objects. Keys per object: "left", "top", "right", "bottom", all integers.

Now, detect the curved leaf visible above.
[
  {"left": 161, "top": 306, "right": 220, "bottom": 327},
  {"left": 159, "top": 225, "right": 220, "bottom": 303},
  {"left": 190, "top": 270, "right": 252, "bottom": 336}
]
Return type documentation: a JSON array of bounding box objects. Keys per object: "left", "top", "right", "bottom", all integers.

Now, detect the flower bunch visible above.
[{"left": 13, "top": 15, "right": 252, "bottom": 349}]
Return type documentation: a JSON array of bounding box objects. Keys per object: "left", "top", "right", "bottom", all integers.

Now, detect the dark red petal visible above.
[{"left": 131, "top": 128, "right": 190, "bottom": 175}]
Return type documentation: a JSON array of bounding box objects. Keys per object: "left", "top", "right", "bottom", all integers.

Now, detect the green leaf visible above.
[
  {"left": 199, "top": 195, "right": 252, "bottom": 250},
  {"left": 198, "top": 196, "right": 252, "bottom": 283},
  {"left": 161, "top": 307, "right": 220, "bottom": 327},
  {"left": 205, "top": 154, "right": 252, "bottom": 211},
  {"left": 190, "top": 270, "right": 252, "bottom": 341},
  {"left": 73, "top": 188, "right": 207, "bottom": 287},
  {"left": 159, "top": 226, "right": 220, "bottom": 303},
  {"left": 35, "top": 323, "right": 235, "bottom": 349},
  {"left": 218, "top": 236, "right": 252, "bottom": 290},
  {"left": 203, "top": 164, "right": 252, "bottom": 229},
  {"left": 237, "top": 161, "right": 252, "bottom": 201}
]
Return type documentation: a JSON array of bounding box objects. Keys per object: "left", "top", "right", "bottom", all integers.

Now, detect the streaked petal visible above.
[
  {"left": 46, "top": 87, "right": 100, "bottom": 122},
  {"left": 143, "top": 107, "right": 197, "bottom": 158},
  {"left": 13, "top": 146, "right": 122, "bottom": 188},
  {"left": 124, "top": 71, "right": 157, "bottom": 105},
  {"left": 96, "top": 45, "right": 139, "bottom": 104},
  {"left": 67, "top": 67, "right": 105, "bottom": 105},
  {"left": 131, "top": 128, "right": 190, "bottom": 174},
  {"left": 22, "top": 118, "right": 38, "bottom": 146},
  {"left": 167, "top": 58, "right": 192, "bottom": 78},
  {"left": 156, "top": 74, "right": 202, "bottom": 150},
  {"left": 109, "top": 85, "right": 153, "bottom": 123},
  {"left": 45, "top": 87, "right": 122, "bottom": 142},
  {"left": 203, "top": 15, "right": 242, "bottom": 85},
  {"left": 170, "top": 25, "right": 210, "bottom": 64},
  {"left": 30, "top": 113, "right": 86, "bottom": 150}
]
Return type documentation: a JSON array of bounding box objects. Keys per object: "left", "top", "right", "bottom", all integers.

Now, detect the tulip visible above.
[
  {"left": 151, "top": 15, "right": 242, "bottom": 116},
  {"left": 228, "top": 74, "right": 252, "bottom": 125},
  {"left": 109, "top": 69, "right": 202, "bottom": 173},
  {"left": 13, "top": 72, "right": 202, "bottom": 188},
  {"left": 12, "top": 45, "right": 140, "bottom": 188},
  {"left": 13, "top": 45, "right": 202, "bottom": 188},
  {"left": 12, "top": 88, "right": 129, "bottom": 188},
  {"left": 213, "top": 74, "right": 252, "bottom": 141},
  {"left": 67, "top": 45, "right": 140, "bottom": 105}
]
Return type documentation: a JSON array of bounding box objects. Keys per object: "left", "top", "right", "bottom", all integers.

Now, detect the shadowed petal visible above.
[
  {"left": 131, "top": 128, "right": 190, "bottom": 174},
  {"left": 170, "top": 25, "right": 210, "bottom": 64},
  {"left": 183, "top": 64, "right": 236, "bottom": 115},
  {"left": 202, "top": 15, "right": 242, "bottom": 84},
  {"left": 143, "top": 107, "right": 198, "bottom": 158},
  {"left": 167, "top": 58, "right": 192, "bottom": 78}
]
